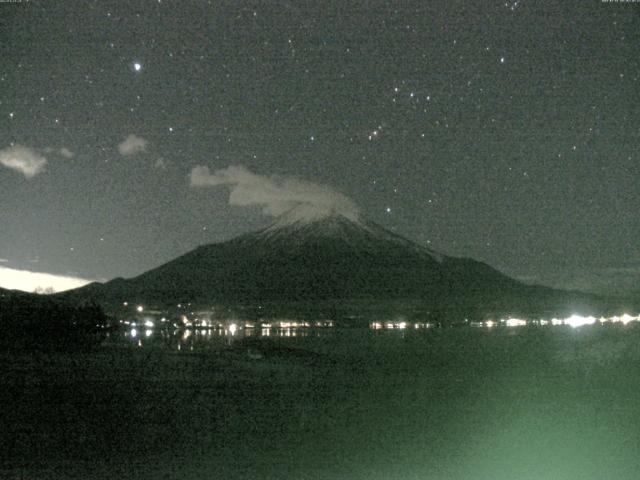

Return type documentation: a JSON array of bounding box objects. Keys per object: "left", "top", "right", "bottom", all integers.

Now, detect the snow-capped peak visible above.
[
  {"left": 248, "top": 204, "right": 444, "bottom": 263},
  {"left": 264, "top": 203, "right": 362, "bottom": 230}
]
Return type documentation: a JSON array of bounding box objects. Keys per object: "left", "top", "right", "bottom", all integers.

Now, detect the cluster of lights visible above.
[
  {"left": 120, "top": 316, "right": 339, "bottom": 346},
  {"left": 369, "top": 314, "right": 640, "bottom": 331},
  {"left": 370, "top": 321, "right": 432, "bottom": 330},
  {"left": 122, "top": 307, "right": 640, "bottom": 347},
  {"left": 275, "top": 320, "right": 311, "bottom": 328},
  {"left": 505, "top": 318, "right": 527, "bottom": 327},
  {"left": 122, "top": 299, "right": 339, "bottom": 334},
  {"left": 497, "top": 313, "right": 640, "bottom": 329}
]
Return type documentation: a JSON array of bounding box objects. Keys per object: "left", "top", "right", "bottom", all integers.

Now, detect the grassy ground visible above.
[{"left": 2, "top": 325, "right": 640, "bottom": 479}]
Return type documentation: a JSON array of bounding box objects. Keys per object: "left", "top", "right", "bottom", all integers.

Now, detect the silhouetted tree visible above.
[{"left": 0, "top": 294, "right": 109, "bottom": 351}]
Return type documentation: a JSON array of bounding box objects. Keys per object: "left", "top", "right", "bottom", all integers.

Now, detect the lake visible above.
[{"left": 2, "top": 322, "right": 640, "bottom": 479}]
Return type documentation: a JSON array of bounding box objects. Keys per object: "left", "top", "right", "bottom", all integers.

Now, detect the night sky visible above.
[{"left": 1, "top": 0, "right": 639, "bottom": 294}]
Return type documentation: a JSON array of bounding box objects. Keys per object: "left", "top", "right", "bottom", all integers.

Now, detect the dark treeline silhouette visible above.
[{"left": 0, "top": 289, "right": 109, "bottom": 351}]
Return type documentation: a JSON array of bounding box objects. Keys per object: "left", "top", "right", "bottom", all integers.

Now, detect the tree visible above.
[{"left": 33, "top": 286, "right": 56, "bottom": 295}]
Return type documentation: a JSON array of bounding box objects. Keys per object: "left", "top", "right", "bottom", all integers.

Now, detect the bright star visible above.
[{"left": 133, "top": 62, "right": 142, "bottom": 72}]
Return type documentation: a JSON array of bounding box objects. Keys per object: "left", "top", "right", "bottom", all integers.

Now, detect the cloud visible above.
[
  {"left": 154, "top": 158, "right": 168, "bottom": 170},
  {"left": 44, "top": 146, "right": 75, "bottom": 158},
  {"left": 0, "top": 144, "right": 47, "bottom": 178},
  {"left": 0, "top": 266, "right": 93, "bottom": 293},
  {"left": 59, "top": 147, "right": 75, "bottom": 158},
  {"left": 117, "top": 134, "right": 148, "bottom": 156},
  {"left": 0, "top": 258, "right": 8, "bottom": 263},
  {"left": 190, "top": 165, "right": 359, "bottom": 219}
]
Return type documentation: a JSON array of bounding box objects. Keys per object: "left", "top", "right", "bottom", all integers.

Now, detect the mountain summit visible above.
[
  {"left": 245, "top": 205, "right": 443, "bottom": 262},
  {"left": 262, "top": 202, "right": 361, "bottom": 226}
]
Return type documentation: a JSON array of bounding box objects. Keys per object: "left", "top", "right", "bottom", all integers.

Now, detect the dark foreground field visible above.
[{"left": 2, "top": 325, "right": 640, "bottom": 479}]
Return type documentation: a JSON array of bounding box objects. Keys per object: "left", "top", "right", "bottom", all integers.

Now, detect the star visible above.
[{"left": 132, "top": 62, "right": 143, "bottom": 72}]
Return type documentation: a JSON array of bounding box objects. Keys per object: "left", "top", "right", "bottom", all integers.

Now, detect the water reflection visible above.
[
  {"left": 370, "top": 321, "right": 433, "bottom": 330},
  {"left": 367, "top": 313, "right": 640, "bottom": 331},
  {"left": 117, "top": 319, "right": 336, "bottom": 351}
]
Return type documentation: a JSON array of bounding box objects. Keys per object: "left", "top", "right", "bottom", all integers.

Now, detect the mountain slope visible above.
[{"left": 60, "top": 209, "right": 542, "bottom": 310}]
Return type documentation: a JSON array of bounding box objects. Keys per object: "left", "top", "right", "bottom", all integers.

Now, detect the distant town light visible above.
[
  {"left": 564, "top": 314, "right": 596, "bottom": 328},
  {"left": 136, "top": 305, "right": 143, "bottom": 313},
  {"left": 619, "top": 313, "right": 636, "bottom": 325},
  {"left": 505, "top": 318, "right": 527, "bottom": 327}
]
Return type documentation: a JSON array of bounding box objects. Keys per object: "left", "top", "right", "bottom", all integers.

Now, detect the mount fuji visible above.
[{"left": 60, "top": 206, "right": 599, "bottom": 319}]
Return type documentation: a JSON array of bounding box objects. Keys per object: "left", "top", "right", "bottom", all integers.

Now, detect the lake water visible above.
[{"left": 3, "top": 322, "right": 640, "bottom": 479}]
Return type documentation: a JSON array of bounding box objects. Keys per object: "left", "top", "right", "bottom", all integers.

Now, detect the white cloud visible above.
[
  {"left": 0, "top": 258, "right": 8, "bottom": 263},
  {"left": 0, "top": 144, "right": 47, "bottom": 178},
  {"left": 117, "top": 134, "right": 148, "bottom": 156},
  {"left": 190, "top": 165, "right": 359, "bottom": 219},
  {"left": 0, "top": 266, "right": 93, "bottom": 293},
  {"left": 59, "top": 147, "right": 75, "bottom": 158}
]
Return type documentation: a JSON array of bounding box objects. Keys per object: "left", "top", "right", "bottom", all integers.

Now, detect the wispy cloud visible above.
[
  {"left": 0, "top": 258, "right": 8, "bottom": 263},
  {"left": 0, "top": 144, "right": 47, "bottom": 178},
  {"left": 117, "top": 134, "right": 148, "bottom": 156},
  {"left": 190, "top": 165, "right": 359, "bottom": 219},
  {"left": 59, "top": 147, "right": 75, "bottom": 158},
  {"left": 43, "top": 146, "right": 75, "bottom": 158},
  {"left": 0, "top": 266, "right": 93, "bottom": 293}
]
